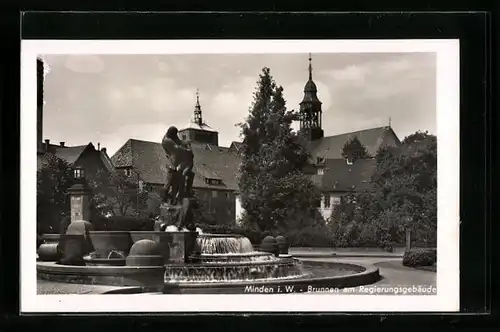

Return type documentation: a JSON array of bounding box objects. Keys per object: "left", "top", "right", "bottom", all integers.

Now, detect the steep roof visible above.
[
  {"left": 99, "top": 150, "right": 116, "bottom": 173},
  {"left": 111, "top": 139, "right": 240, "bottom": 190},
  {"left": 316, "top": 158, "right": 377, "bottom": 192},
  {"left": 50, "top": 144, "right": 89, "bottom": 165},
  {"left": 308, "top": 126, "right": 401, "bottom": 160}
]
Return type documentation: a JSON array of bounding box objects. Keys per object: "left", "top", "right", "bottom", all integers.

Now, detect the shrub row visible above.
[
  {"left": 402, "top": 248, "right": 437, "bottom": 268},
  {"left": 92, "top": 215, "right": 155, "bottom": 232}
]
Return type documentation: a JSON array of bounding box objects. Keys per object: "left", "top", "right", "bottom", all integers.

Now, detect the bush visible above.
[
  {"left": 285, "top": 225, "right": 334, "bottom": 247},
  {"left": 93, "top": 215, "right": 154, "bottom": 231},
  {"left": 402, "top": 248, "right": 437, "bottom": 268}
]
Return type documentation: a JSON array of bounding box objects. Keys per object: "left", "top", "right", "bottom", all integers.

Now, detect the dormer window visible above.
[
  {"left": 205, "top": 178, "right": 222, "bottom": 186},
  {"left": 316, "top": 157, "right": 325, "bottom": 164}
]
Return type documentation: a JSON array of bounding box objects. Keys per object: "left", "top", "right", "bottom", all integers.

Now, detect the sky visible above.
[{"left": 41, "top": 52, "right": 436, "bottom": 156}]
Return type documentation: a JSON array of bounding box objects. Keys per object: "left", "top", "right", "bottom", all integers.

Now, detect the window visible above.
[
  {"left": 225, "top": 192, "right": 230, "bottom": 199},
  {"left": 324, "top": 194, "right": 331, "bottom": 208},
  {"left": 205, "top": 178, "right": 222, "bottom": 185},
  {"left": 346, "top": 159, "right": 353, "bottom": 165},
  {"left": 124, "top": 168, "right": 131, "bottom": 176},
  {"left": 317, "top": 168, "right": 324, "bottom": 175},
  {"left": 212, "top": 190, "right": 218, "bottom": 198},
  {"left": 314, "top": 198, "right": 321, "bottom": 208},
  {"left": 316, "top": 157, "right": 325, "bottom": 164}
]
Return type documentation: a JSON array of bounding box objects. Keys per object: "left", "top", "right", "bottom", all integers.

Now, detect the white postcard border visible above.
[{"left": 20, "top": 39, "right": 460, "bottom": 313}]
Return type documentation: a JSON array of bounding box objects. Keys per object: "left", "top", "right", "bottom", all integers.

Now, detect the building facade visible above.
[
  {"left": 111, "top": 92, "right": 240, "bottom": 225},
  {"left": 112, "top": 55, "right": 402, "bottom": 225}
]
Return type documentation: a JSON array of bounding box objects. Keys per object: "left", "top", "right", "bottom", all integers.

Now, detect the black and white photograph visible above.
[{"left": 21, "top": 40, "right": 459, "bottom": 312}]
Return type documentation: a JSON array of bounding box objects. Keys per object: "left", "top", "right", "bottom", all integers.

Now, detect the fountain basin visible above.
[
  {"left": 37, "top": 261, "right": 165, "bottom": 288},
  {"left": 88, "top": 231, "right": 133, "bottom": 258},
  {"left": 162, "top": 261, "right": 379, "bottom": 294},
  {"left": 164, "top": 257, "right": 308, "bottom": 283},
  {"left": 83, "top": 257, "right": 126, "bottom": 266},
  {"left": 36, "top": 260, "right": 380, "bottom": 294}
]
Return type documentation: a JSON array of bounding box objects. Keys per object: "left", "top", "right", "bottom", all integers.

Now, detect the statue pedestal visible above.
[
  {"left": 156, "top": 197, "right": 198, "bottom": 232},
  {"left": 165, "top": 231, "right": 198, "bottom": 264}
]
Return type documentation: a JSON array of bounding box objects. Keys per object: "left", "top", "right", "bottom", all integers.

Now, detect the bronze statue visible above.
[
  {"left": 161, "top": 126, "right": 195, "bottom": 204},
  {"left": 157, "top": 126, "right": 196, "bottom": 231}
]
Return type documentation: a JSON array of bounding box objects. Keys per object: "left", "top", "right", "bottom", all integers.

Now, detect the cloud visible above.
[
  {"left": 41, "top": 53, "right": 436, "bottom": 155},
  {"left": 64, "top": 55, "right": 105, "bottom": 74},
  {"left": 328, "top": 64, "right": 368, "bottom": 82}
]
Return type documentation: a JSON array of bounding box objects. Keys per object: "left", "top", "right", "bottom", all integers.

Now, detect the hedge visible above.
[
  {"left": 92, "top": 215, "right": 154, "bottom": 232},
  {"left": 402, "top": 248, "right": 437, "bottom": 268}
]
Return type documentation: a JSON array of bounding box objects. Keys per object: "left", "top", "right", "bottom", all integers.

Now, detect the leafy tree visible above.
[
  {"left": 37, "top": 153, "right": 74, "bottom": 234},
  {"left": 341, "top": 136, "right": 370, "bottom": 161},
  {"left": 238, "top": 67, "right": 323, "bottom": 232},
  {"left": 329, "top": 131, "right": 437, "bottom": 249},
  {"left": 89, "top": 170, "right": 149, "bottom": 218}
]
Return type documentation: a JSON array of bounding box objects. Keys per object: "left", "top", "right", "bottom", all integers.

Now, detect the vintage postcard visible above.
[{"left": 21, "top": 39, "right": 459, "bottom": 312}]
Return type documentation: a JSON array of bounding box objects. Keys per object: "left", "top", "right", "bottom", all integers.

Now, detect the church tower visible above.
[
  {"left": 299, "top": 54, "right": 324, "bottom": 141},
  {"left": 179, "top": 89, "right": 219, "bottom": 146}
]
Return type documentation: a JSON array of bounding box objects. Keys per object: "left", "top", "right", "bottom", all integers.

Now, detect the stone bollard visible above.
[
  {"left": 260, "top": 236, "right": 279, "bottom": 256},
  {"left": 275, "top": 235, "right": 290, "bottom": 255},
  {"left": 37, "top": 234, "right": 63, "bottom": 261},
  {"left": 126, "top": 239, "right": 164, "bottom": 267}
]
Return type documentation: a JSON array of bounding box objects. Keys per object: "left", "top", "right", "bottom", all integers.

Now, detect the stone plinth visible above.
[
  {"left": 68, "top": 183, "right": 92, "bottom": 224},
  {"left": 166, "top": 231, "right": 198, "bottom": 264},
  {"left": 58, "top": 234, "right": 86, "bottom": 266},
  {"left": 156, "top": 203, "right": 182, "bottom": 231},
  {"left": 156, "top": 197, "right": 197, "bottom": 232}
]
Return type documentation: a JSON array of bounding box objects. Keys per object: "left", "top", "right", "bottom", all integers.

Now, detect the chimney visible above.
[
  {"left": 101, "top": 147, "right": 107, "bottom": 154},
  {"left": 44, "top": 139, "right": 50, "bottom": 151},
  {"left": 60, "top": 142, "right": 65, "bottom": 147},
  {"left": 97, "top": 142, "right": 100, "bottom": 151}
]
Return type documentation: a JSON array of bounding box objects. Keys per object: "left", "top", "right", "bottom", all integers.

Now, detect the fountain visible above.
[{"left": 36, "top": 126, "right": 380, "bottom": 293}]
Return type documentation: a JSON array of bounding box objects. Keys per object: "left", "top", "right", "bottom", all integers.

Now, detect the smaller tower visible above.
[
  {"left": 193, "top": 89, "right": 203, "bottom": 126},
  {"left": 299, "top": 53, "right": 324, "bottom": 141},
  {"left": 178, "top": 90, "right": 219, "bottom": 146}
]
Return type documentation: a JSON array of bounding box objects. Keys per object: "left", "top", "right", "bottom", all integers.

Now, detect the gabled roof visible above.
[
  {"left": 308, "top": 126, "right": 401, "bottom": 160},
  {"left": 50, "top": 144, "right": 90, "bottom": 165},
  {"left": 111, "top": 139, "right": 240, "bottom": 190},
  {"left": 99, "top": 150, "right": 116, "bottom": 173},
  {"left": 315, "top": 158, "right": 377, "bottom": 192}
]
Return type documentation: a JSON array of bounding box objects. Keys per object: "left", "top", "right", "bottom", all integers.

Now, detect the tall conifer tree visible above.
[{"left": 238, "top": 67, "right": 322, "bottom": 232}]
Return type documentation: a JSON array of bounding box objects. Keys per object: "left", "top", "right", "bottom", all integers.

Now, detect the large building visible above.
[
  {"left": 112, "top": 55, "right": 402, "bottom": 224},
  {"left": 111, "top": 91, "right": 241, "bottom": 225}
]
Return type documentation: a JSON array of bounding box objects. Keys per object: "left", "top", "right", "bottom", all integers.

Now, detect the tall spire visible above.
[
  {"left": 193, "top": 88, "right": 203, "bottom": 125},
  {"left": 299, "top": 53, "right": 324, "bottom": 141},
  {"left": 308, "top": 53, "right": 313, "bottom": 81}
]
